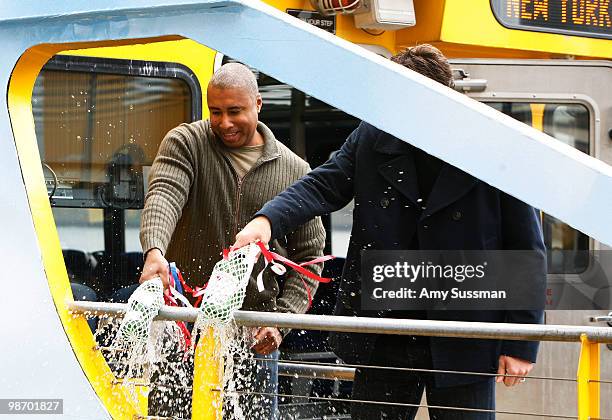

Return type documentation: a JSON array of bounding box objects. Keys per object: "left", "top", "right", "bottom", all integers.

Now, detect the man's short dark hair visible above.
[{"left": 391, "top": 44, "right": 454, "bottom": 88}]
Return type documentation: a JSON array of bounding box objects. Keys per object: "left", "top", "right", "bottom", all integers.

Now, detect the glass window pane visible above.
[
  {"left": 544, "top": 104, "right": 589, "bottom": 154},
  {"left": 52, "top": 208, "right": 104, "bottom": 252},
  {"left": 488, "top": 102, "right": 590, "bottom": 273},
  {"left": 34, "top": 69, "right": 191, "bottom": 208},
  {"left": 33, "top": 56, "right": 195, "bottom": 300},
  {"left": 331, "top": 201, "right": 354, "bottom": 259}
]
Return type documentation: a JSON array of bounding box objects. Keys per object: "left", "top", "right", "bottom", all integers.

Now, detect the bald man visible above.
[{"left": 139, "top": 63, "right": 325, "bottom": 419}]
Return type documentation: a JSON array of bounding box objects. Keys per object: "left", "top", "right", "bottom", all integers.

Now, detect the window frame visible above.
[
  {"left": 35, "top": 55, "right": 201, "bottom": 211},
  {"left": 33, "top": 54, "right": 203, "bottom": 287},
  {"left": 479, "top": 95, "right": 599, "bottom": 279},
  {"left": 41, "top": 54, "right": 202, "bottom": 122},
  {"left": 478, "top": 93, "right": 599, "bottom": 158}
]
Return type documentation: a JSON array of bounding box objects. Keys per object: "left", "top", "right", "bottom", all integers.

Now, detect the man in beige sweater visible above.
[{"left": 139, "top": 63, "right": 325, "bottom": 418}]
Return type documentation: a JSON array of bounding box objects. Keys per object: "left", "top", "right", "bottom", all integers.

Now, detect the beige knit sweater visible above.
[{"left": 140, "top": 119, "right": 326, "bottom": 316}]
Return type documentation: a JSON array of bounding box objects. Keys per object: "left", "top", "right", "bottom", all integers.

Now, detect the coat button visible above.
[
  {"left": 452, "top": 210, "right": 463, "bottom": 221},
  {"left": 380, "top": 198, "right": 390, "bottom": 208}
]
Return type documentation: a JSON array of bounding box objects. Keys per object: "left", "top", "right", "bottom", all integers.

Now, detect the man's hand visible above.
[
  {"left": 252, "top": 327, "right": 282, "bottom": 355},
  {"left": 496, "top": 355, "right": 533, "bottom": 387},
  {"left": 232, "top": 216, "right": 272, "bottom": 250},
  {"left": 139, "top": 248, "right": 170, "bottom": 288}
]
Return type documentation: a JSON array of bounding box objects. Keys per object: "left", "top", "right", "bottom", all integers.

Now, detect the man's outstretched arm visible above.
[{"left": 140, "top": 127, "right": 196, "bottom": 287}]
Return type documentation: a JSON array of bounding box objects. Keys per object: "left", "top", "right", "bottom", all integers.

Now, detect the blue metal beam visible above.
[{"left": 0, "top": 1, "right": 610, "bottom": 244}]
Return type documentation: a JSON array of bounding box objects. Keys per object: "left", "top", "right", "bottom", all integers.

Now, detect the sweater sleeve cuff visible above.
[
  {"left": 141, "top": 237, "right": 168, "bottom": 256},
  {"left": 143, "top": 247, "right": 164, "bottom": 261}
]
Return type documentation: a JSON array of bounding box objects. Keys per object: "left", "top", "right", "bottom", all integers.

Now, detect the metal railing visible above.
[
  {"left": 69, "top": 301, "right": 612, "bottom": 343},
  {"left": 68, "top": 301, "right": 611, "bottom": 420}
]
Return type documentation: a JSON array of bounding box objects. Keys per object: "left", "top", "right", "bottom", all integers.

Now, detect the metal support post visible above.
[
  {"left": 577, "top": 333, "right": 600, "bottom": 420},
  {"left": 192, "top": 328, "right": 223, "bottom": 420}
]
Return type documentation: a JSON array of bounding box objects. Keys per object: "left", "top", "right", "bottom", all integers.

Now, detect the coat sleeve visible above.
[
  {"left": 257, "top": 122, "right": 366, "bottom": 240},
  {"left": 499, "top": 192, "right": 547, "bottom": 363}
]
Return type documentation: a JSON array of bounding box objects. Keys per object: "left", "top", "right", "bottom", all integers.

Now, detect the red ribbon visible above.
[
  {"left": 165, "top": 265, "right": 208, "bottom": 349},
  {"left": 162, "top": 291, "right": 192, "bottom": 349},
  {"left": 171, "top": 268, "right": 207, "bottom": 308},
  {"left": 163, "top": 243, "right": 334, "bottom": 346},
  {"left": 254, "top": 241, "right": 335, "bottom": 309}
]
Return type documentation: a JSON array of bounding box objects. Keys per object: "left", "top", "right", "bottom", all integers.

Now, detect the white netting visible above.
[
  {"left": 115, "top": 277, "right": 165, "bottom": 352},
  {"left": 105, "top": 278, "right": 187, "bottom": 412},
  {"left": 199, "top": 243, "right": 261, "bottom": 323}
]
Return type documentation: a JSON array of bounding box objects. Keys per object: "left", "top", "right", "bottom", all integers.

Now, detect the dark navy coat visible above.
[{"left": 259, "top": 122, "right": 546, "bottom": 387}]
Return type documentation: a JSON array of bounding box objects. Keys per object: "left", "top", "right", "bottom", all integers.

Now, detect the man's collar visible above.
[
  {"left": 210, "top": 120, "right": 279, "bottom": 160},
  {"left": 256, "top": 121, "right": 280, "bottom": 160}
]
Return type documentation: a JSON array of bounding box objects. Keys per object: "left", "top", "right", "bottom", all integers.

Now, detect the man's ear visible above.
[{"left": 256, "top": 93, "right": 263, "bottom": 113}]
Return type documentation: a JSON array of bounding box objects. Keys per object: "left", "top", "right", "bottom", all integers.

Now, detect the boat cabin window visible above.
[
  {"left": 488, "top": 102, "right": 590, "bottom": 273},
  {"left": 33, "top": 55, "right": 199, "bottom": 300}
]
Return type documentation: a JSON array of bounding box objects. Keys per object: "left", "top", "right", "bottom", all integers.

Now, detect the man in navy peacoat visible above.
[{"left": 234, "top": 45, "right": 546, "bottom": 419}]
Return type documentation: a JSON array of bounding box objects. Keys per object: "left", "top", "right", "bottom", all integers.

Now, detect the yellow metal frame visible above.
[
  {"left": 577, "top": 334, "right": 600, "bottom": 420},
  {"left": 7, "top": 37, "right": 217, "bottom": 419},
  {"left": 192, "top": 328, "right": 223, "bottom": 420},
  {"left": 441, "top": 0, "right": 611, "bottom": 58},
  {"left": 267, "top": 0, "right": 611, "bottom": 59}
]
